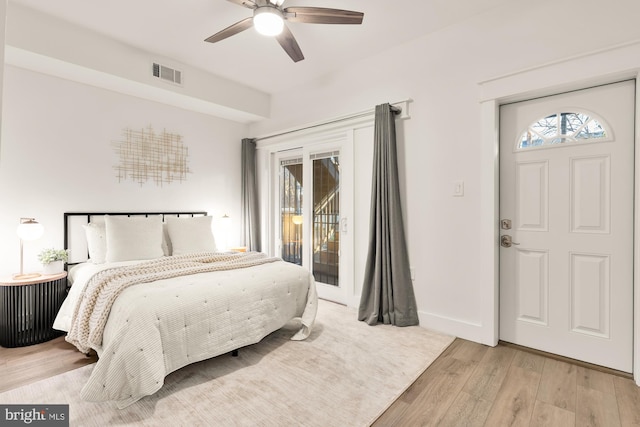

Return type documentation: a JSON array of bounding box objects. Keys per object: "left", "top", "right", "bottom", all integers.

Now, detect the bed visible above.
[{"left": 53, "top": 211, "right": 317, "bottom": 408}]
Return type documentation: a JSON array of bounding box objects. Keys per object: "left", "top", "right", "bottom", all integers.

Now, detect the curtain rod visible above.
[{"left": 254, "top": 103, "right": 402, "bottom": 143}]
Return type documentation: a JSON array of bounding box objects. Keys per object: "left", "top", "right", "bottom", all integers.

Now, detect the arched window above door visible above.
[{"left": 517, "top": 111, "right": 611, "bottom": 150}]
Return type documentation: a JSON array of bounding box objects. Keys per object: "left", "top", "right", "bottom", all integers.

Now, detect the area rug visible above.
[{"left": 0, "top": 300, "right": 454, "bottom": 426}]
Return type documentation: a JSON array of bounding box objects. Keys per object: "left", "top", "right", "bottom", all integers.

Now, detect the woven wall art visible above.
[{"left": 113, "top": 126, "right": 191, "bottom": 186}]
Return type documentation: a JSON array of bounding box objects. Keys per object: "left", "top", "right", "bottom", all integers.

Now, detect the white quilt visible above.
[{"left": 54, "top": 258, "right": 317, "bottom": 408}]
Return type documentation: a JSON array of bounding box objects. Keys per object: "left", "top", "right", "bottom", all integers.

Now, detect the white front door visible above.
[{"left": 499, "top": 80, "right": 635, "bottom": 372}]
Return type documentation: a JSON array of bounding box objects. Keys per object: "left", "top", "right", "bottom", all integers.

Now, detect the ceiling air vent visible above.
[{"left": 152, "top": 62, "right": 182, "bottom": 86}]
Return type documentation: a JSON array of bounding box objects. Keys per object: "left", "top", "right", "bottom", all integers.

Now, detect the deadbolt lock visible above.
[{"left": 500, "top": 219, "right": 512, "bottom": 230}]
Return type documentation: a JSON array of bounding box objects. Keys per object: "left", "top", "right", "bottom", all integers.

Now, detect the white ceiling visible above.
[{"left": 10, "top": 0, "right": 511, "bottom": 95}]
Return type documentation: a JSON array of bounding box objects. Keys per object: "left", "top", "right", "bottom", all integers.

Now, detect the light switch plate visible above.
[{"left": 453, "top": 180, "right": 464, "bottom": 197}]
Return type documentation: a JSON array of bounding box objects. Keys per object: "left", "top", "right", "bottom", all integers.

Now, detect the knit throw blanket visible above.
[{"left": 66, "top": 252, "right": 280, "bottom": 354}]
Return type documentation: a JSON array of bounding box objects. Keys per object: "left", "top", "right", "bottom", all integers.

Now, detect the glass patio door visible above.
[
  {"left": 310, "top": 152, "right": 340, "bottom": 287},
  {"left": 280, "top": 158, "right": 304, "bottom": 266},
  {"left": 277, "top": 145, "right": 349, "bottom": 303}
]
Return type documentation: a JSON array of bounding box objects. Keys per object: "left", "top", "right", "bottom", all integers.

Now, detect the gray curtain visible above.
[
  {"left": 241, "top": 138, "right": 261, "bottom": 251},
  {"left": 358, "top": 103, "right": 419, "bottom": 326}
]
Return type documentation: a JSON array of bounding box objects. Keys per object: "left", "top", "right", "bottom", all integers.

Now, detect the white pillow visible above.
[
  {"left": 82, "top": 222, "right": 107, "bottom": 264},
  {"left": 105, "top": 215, "right": 164, "bottom": 262},
  {"left": 166, "top": 216, "right": 217, "bottom": 255}
]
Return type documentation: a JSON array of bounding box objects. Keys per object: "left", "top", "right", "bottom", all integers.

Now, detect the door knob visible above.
[{"left": 500, "top": 235, "right": 520, "bottom": 248}]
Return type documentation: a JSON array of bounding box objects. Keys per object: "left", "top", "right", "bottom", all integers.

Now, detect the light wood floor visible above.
[
  {"left": 373, "top": 339, "right": 640, "bottom": 426},
  {"left": 1, "top": 337, "right": 639, "bottom": 426},
  {"left": 0, "top": 336, "right": 97, "bottom": 394}
]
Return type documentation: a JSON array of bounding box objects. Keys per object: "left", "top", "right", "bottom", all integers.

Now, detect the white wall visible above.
[
  {"left": 0, "top": 66, "right": 248, "bottom": 276},
  {"left": 250, "top": 0, "right": 640, "bottom": 344},
  {"left": 5, "top": 2, "right": 270, "bottom": 123},
  {"left": 0, "top": 0, "right": 6, "bottom": 148}
]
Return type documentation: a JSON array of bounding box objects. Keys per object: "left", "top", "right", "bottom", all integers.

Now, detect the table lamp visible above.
[{"left": 14, "top": 217, "right": 44, "bottom": 280}]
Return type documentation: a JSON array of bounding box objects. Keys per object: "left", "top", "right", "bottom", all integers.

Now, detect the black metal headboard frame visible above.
[{"left": 64, "top": 211, "right": 207, "bottom": 266}]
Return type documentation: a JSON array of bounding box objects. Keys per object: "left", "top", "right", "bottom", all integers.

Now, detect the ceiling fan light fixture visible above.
[
  {"left": 207, "top": 1, "right": 364, "bottom": 62},
  {"left": 253, "top": 7, "right": 284, "bottom": 36}
]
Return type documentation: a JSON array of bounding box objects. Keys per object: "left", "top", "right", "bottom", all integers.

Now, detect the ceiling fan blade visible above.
[
  {"left": 275, "top": 24, "right": 304, "bottom": 62},
  {"left": 226, "top": 0, "right": 257, "bottom": 9},
  {"left": 284, "top": 7, "right": 364, "bottom": 25},
  {"left": 204, "top": 17, "right": 254, "bottom": 44}
]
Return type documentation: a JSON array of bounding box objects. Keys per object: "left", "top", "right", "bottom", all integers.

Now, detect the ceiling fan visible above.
[{"left": 204, "top": 0, "right": 364, "bottom": 63}]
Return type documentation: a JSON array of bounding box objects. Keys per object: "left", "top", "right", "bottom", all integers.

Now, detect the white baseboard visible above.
[{"left": 418, "top": 310, "right": 495, "bottom": 347}]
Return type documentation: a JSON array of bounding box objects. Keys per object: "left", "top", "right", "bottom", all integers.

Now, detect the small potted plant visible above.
[{"left": 38, "top": 248, "right": 69, "bottom": 275}]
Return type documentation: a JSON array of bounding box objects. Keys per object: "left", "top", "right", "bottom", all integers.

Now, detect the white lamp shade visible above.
[
  {"left": 292, "top": 215, "right": 303, "bottom": 225},
  {"left": 16, "top": 220, "right": 44, "bottom": 241},
  {"left": 253, "top": 8, "right": 284, "bottom": 36}
]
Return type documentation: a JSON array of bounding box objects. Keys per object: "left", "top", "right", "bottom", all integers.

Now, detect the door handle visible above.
[{"left": 500, "top": 235, "right": 520, "bottom": 248}]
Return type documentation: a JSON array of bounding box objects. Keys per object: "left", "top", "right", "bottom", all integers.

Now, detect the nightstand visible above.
[{"left": 0, "top": 272, "right": 68, "bottom": 348}]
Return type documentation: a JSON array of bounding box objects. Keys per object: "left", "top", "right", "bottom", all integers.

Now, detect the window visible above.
[
  {"left": 517, "top": 111, "right": 609, "bottom": 150},
  {"left": 280, "top": 158, "right": 303, "bottom": 265},
  {"left": 311, "top": 152, "right": 340, "bottom": 286}
]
